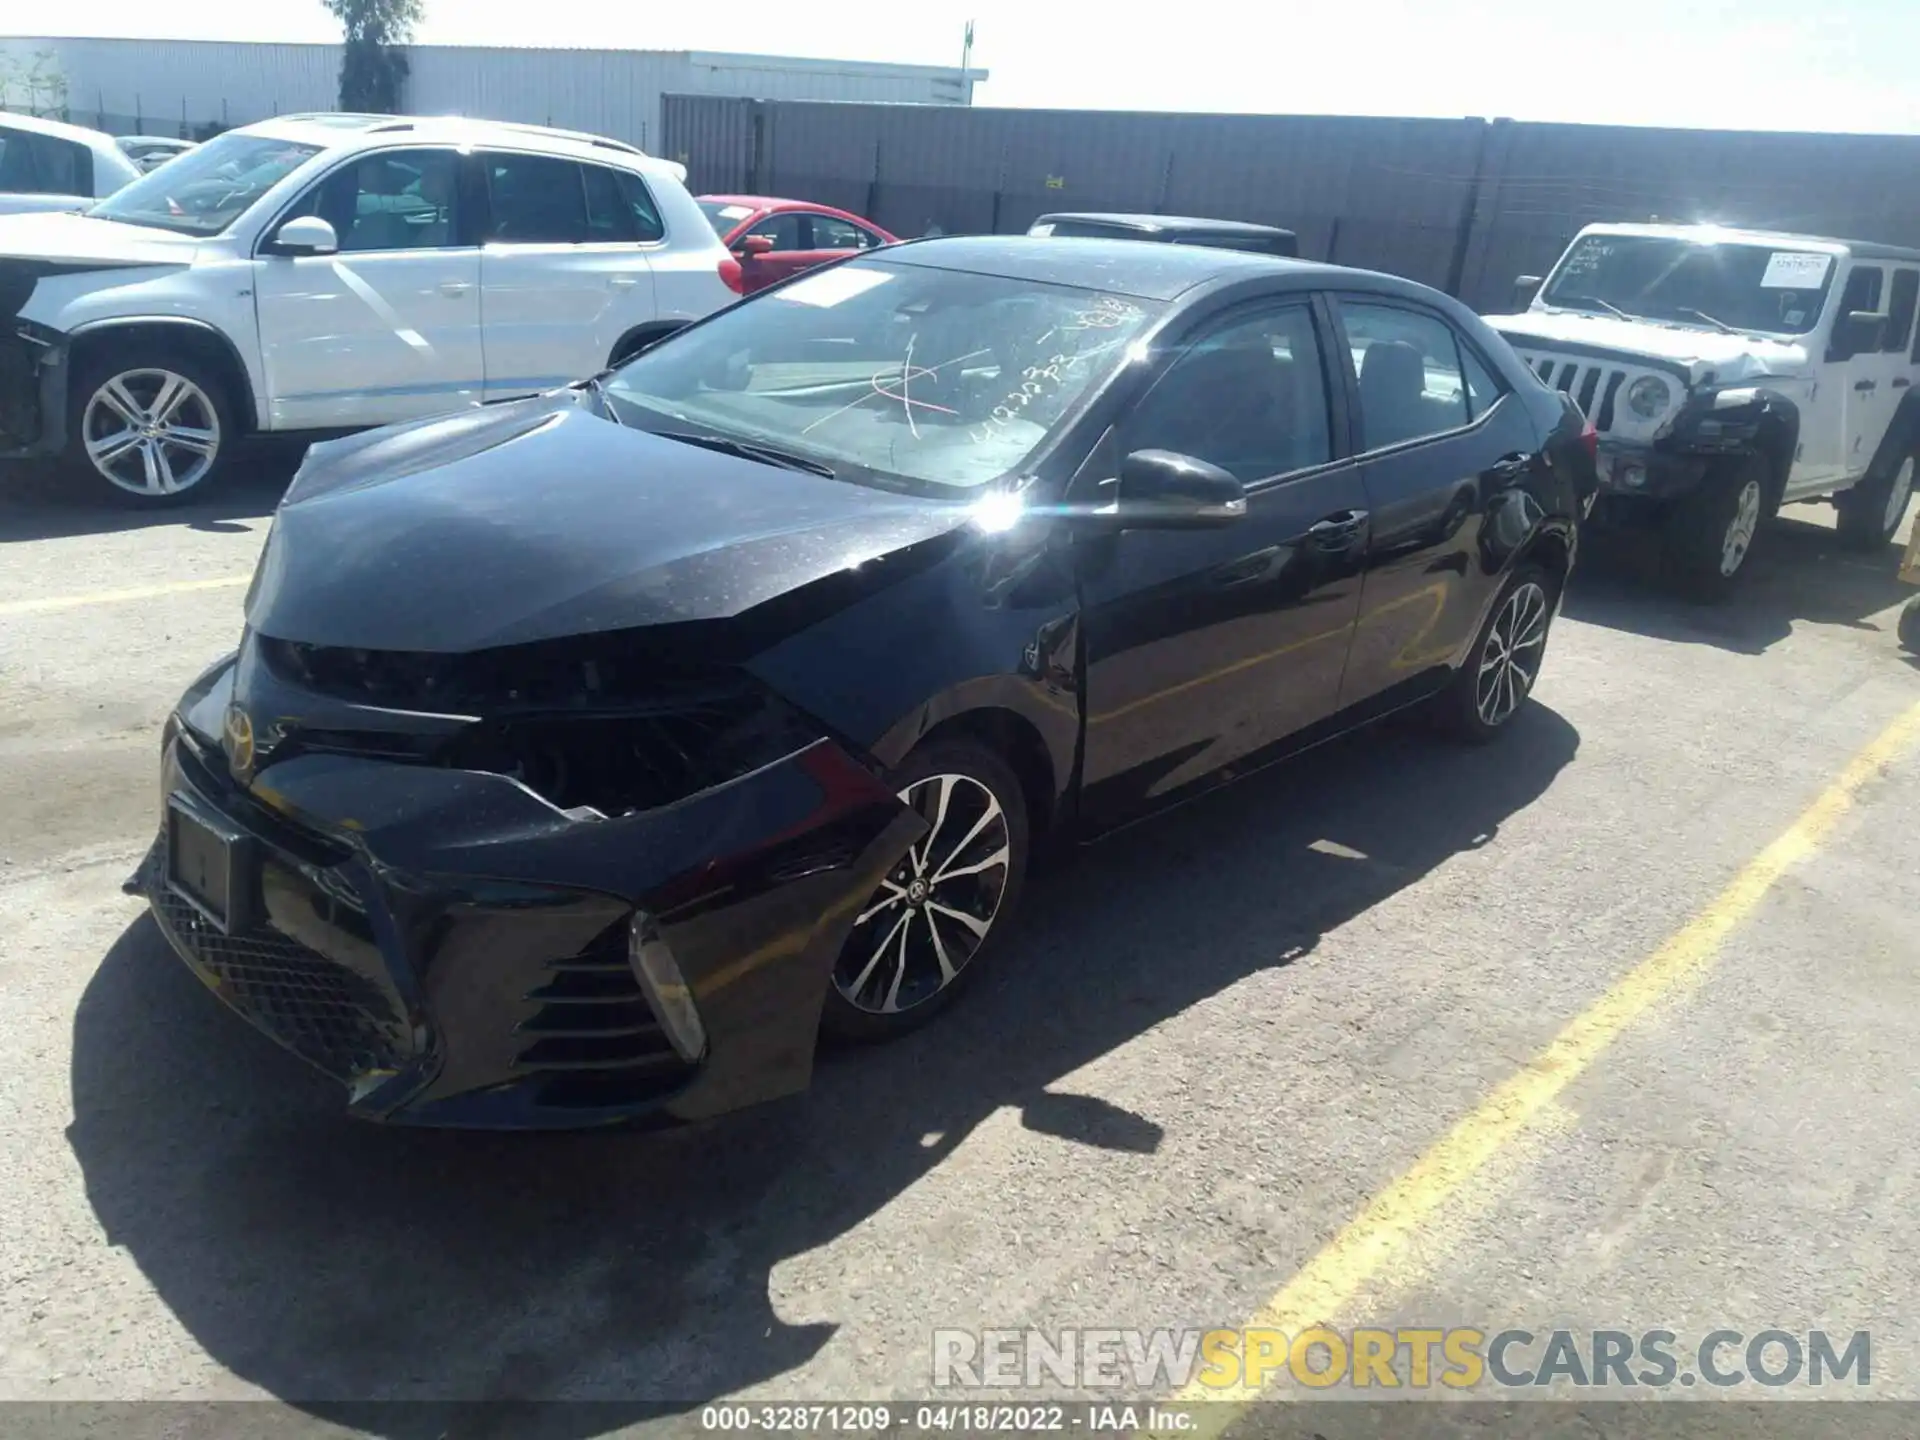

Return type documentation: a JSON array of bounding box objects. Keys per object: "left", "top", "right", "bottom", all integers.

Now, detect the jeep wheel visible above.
[
  {"left": 65, "top": 349, "right": 237, "bottom": 505},
  {"left": 1664, "top": 456, "right": 1768, "bottom": 600},
  {"left": 1836, "top": 453, "right": 1917, "bottom": 551}
]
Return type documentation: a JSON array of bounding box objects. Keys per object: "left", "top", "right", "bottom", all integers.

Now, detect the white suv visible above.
[
  {"left": 0, "top": 113, "right": 740, "bottom": 504},
  {"left": 1486, "top": 223, "right": 1920, "bottom": 594}
]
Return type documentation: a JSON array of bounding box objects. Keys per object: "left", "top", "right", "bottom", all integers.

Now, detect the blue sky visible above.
[{"left": 23, "top": 0, "right": 1920, "bottom": 133}]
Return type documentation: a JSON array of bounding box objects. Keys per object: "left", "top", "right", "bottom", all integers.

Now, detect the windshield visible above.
[
  {"left": 88, "top": 132, "right": 322, "bottom": 235},
  {"left": 699, "top": 199, "right": 759, "bottom": 235},
  {"left": 1540, "top": 234, "right": 1838, "bottom": 335},
  {"left": 603, "top": 260, "right": 1161, "bottom": 494}
]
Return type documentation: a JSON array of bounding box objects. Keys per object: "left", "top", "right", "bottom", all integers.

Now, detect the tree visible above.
[{"left": 319, "top": 0, "right": 423, "bottom": 114}]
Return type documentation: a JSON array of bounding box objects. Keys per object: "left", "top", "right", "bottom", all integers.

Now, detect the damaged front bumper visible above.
[
  {"left": 0, "top": 324, "right": 67, "bottom": 460},
  {"left": 132, "top": 661, "right": 923, "bottom": 1130}
]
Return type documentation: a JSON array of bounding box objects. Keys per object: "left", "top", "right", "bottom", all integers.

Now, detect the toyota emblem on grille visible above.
[{"left": 223, "top": 703, "right": 256, "bottom": 779}]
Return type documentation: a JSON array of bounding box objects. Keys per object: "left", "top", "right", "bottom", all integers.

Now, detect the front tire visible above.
[
  {"left": 1836, "top": 452, "right": 1917, "bottom": 551},
  {"left": 64, "top": 348, "right": 238, "bottom": 505},
  {"left": 1435, "top": 563, "right": 1559, "bottom": 744},
  {"left": 822, "top": 739, "right": 1029, "bottom": 1044},
  {"left": 1663, "top": 455, "right": 1768, "bottom": 600}
]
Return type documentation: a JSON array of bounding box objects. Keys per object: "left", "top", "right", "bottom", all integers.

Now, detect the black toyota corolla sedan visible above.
[{"left": 133, "top": 236, "right": 1595, "bottom": 1130}]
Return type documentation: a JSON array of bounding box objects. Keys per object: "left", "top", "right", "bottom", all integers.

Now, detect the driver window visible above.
[
  {"left": 1123, "top": 305, "right": 1332, "bottom": 482},
  {"left": 743, "top": 212, "right": 805, "bottom": 251},
  {"left": 296, "top": 148, "right": 463, "bottom": 253}
]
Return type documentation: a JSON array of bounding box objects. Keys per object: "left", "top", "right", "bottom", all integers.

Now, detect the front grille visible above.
[
  {"left": 513, "top": 919, "right": 694, "bottom": 1110},
  {"left": 1517, "top": 352, "right": 1628, "bottom": 432},
  {"left": 148, "top": 830, "right": 411, "bottom": 1083}
]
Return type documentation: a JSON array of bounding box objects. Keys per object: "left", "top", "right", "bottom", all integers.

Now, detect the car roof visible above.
[
  {"left": 117, "top": 135, "right": 196, "bottom": 148},
  {"left": 0, "top": 109, "right": 122, "bottom": 150},
  {"left": 1036, "top": 212, "right": 1298, "bottom": 240},
  {"left": 1579, "top": 221, "right": 1920, "bottom": 265},
  {"left": 873, "top": 234, "right": 1371, "bottom": 302},
  {"left": 235, "top": 113, "right": 685, "bottom": 179},
  {"left": 699, "top": 194, "right": 787, "bottom": 209}
]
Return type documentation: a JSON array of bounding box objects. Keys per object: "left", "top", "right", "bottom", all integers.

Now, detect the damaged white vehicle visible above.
[{"left": 1485, "top": 223, "right": 1920, "bottom": 594}]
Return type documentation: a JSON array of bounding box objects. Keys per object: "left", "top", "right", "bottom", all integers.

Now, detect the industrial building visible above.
[{"left": 0, "top": 36, "right": 984, "bottom": 153}]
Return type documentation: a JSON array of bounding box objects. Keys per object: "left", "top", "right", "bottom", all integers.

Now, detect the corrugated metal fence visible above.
[{"left": 664, "top": 97, "right": 1920, "bottom": 311}]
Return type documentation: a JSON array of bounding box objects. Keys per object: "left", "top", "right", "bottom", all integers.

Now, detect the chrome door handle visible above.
[
  {"left": 1489, "top": 450, "right": 1535, "bottom": 480},
  {"left": 1306, "top": 509, "right": 1369, "bottom": 548},
  {"left": 439, "top": 280, "right": 472, "bottom": 296},
  {"left": 610, "top": 275, "right": 639, "bottom": 289}
]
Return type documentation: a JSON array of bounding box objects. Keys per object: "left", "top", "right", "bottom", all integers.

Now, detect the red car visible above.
[{"left": 698, "top": 195, "right": 898, "bottom": 296}]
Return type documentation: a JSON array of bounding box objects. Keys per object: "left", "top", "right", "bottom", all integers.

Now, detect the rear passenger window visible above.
[
  {"left": 615, "top": 171, "right": 666, "bottom": 243},
  {"left": 1886, "top": 269, "right": 1918, "bottom": 354},
  {"left": 1338, "top": 303, "right": 1470, "bottom": 450},
  {"left": 0, "top": 131, "right": 88, "bottom": 196},
  {"left": 582, "top": 165, "right": 636, "bottom": 242},
  {"left": 1125, "top": 304, "right": 1332, "bottom": 482},
  {"left": 483, "top": 153, "right": 587, "bottom": 244},
  {"left": 1460, "top": 344, "right": 1506, "bottom": 419}
]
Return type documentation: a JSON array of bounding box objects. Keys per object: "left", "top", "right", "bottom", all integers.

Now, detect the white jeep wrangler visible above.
[{"left": 1485, "top": 223, "right": 1920, "bottom": 594}]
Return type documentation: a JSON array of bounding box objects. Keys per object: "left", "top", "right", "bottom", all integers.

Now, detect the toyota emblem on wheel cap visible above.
[{"left": 223, "top": 703, "right": 255, "bottom": 779}]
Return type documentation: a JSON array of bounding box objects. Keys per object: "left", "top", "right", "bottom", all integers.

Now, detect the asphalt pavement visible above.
[{"left": 2, "top": 460, "right": 1918, "bottom": 1438}]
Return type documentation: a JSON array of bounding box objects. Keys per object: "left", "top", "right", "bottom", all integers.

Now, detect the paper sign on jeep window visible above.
[{"left": 1761, "top": 252, "right": 1832, "bottom": 289}]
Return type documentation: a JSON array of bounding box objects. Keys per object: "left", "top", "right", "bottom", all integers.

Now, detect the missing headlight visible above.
[{"left": 259, "top": 633, "right": 830, "bottom": 816}]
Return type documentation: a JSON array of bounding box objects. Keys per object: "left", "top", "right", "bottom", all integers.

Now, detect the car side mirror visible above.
[
  {"left": 1831, "top": 309, "right": 1888, "bottom": 360},
  {"left": 1108, "top": 450, "right": 1247, "bottom": 530},
  {"left": 1514, "top": 274, "right": 1544, "bottom": 306},
  {"left": 735, "top": 234, "right": 775, "bottom": 259},
  {"left": 271, "top": 215, "right": 339, "bottom": 257}
]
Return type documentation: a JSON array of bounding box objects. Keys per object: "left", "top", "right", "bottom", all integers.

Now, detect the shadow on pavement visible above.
[
  {"left": 67, "top": 705, "right": 1579, "bottom": 1435},
  {"left": 1565, "top": 504, "right": 1914, "bottom": 656},
  {"left": 0, "top": 444, "right": 306, "bottom": 543}
]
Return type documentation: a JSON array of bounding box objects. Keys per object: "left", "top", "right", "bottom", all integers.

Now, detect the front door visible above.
[
  {"left": 254, "top": 147, "right": 482, "bottom": 430},
  {"left": 732, "top": 212, "right": 815, "bottom": 294},
  {"left": 1076, "top": 300, "right": 1370, "bottom": 833},
  {"left": 476, "top": 151, "right": 659, "bottom": 402},
  {"left": 1829, "top": 262, "right": 1902, "bottom": 483},
  {"left": 1329, "top": 296, "right": 1537, "bottom": 712}
]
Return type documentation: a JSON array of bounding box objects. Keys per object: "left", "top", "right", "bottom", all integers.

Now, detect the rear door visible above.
[
  {"left": 253, "top": 146, "right": 483, "bottom": 430},
  {"left": 1328, "top": 295, "right": 1541, "bottom": 714},
  {"left": 1075, "top": 298, "right": 1371, "bottom": 833},
  {"left": 476, "top": 150, "right": 657, "bottom": 401}
]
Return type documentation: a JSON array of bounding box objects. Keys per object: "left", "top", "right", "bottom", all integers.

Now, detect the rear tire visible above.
[
  {"left": 63, "top": 345, "right": 239, "bottom": 506},
  {"left": 1662, "top": 455, "right": 1769, "bottom": 601},
  {"left": 1435, "top": 562, "right": 1560, "bottom": 745},
  {"left": 1836, "top": 452, "right": 1917, "bottom": 551},
  {"left": 821, "top": 739, "right": 1029, "bottom": 1044}
]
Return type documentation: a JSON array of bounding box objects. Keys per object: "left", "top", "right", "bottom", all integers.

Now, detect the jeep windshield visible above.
[
  {"left": 87, "top": 133, "right": 322, "bottom": 235},
  {"left": 602, "top": 259, "right": 1160, "bottom": 496},
  {"left": 1540, "top": 234, "right": 1838, "bottom": 336}
]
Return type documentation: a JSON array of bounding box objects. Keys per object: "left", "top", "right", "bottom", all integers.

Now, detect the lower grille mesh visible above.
[
  {"left": 515, "top": 919, "right": 694, "bottom": 1110},
  {"left": 147, "top": 833, "right": 410, "bottom": 1082}
]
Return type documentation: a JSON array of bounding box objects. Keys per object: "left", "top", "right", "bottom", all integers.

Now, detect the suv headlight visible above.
[{"left": 1626, "top": 375, "right": 1673, "bottom": 420}]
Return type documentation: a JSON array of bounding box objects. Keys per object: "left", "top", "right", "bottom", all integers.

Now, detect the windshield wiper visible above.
[
  {"left": 1673, "top": 306, "right": 1739, "bottom": 335},
  {"left": 1563, "top": 295, "right": 1635, "bottom": 322},
  {"left": 654, "top": 430, "right": 836, "bottom": 478}
]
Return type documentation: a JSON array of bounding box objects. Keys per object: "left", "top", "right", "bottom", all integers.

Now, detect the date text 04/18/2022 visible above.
[{"left": 697, "top": 1404, "right": 1195, "bottom": 1432}]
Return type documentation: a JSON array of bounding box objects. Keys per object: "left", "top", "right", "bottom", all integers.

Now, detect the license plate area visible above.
[{"left": 166, "top": 797, "right": 256, "bottom": 934}]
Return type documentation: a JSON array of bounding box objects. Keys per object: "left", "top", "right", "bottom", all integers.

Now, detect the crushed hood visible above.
[
  {"left": 247, "top": 389, "right": 974, "bottom": 653},
  {"left": 1484, "top": 308, "right": 1811, "bottom": 381},
  {"left": 0, "top": 210, "right": 199, "bottom": 268}
]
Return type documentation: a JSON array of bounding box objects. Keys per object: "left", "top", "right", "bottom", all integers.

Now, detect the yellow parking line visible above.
[
  {"left": 1153, "top": 695, "right": 1920, "bottom": 1438},
  {"left": 0, "top": 574, "right": 251, "bottom": 619}
]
